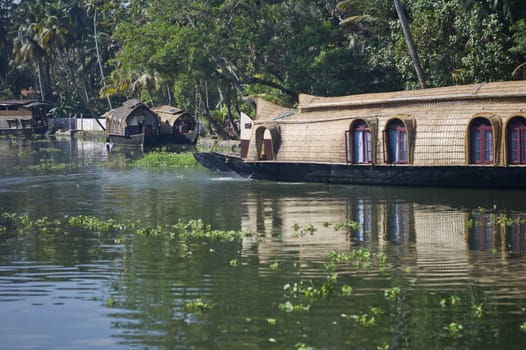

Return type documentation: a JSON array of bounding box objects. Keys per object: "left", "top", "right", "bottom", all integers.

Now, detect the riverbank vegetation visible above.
[{"left": 1, "top": 1, "right": 525, "bottom": 139}]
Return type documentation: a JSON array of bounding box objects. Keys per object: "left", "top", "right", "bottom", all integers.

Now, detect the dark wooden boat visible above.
[
  {"left": 194, "top": 151, "right": 526, "bottom": 189},
  {"left": 152, "top": 105, "right": 199, "bottom": 145},
  {"left": 0, "top": 100, "right": 49, "bottom": 136},
  {"left": 107, "top": 133, "right": 144, "bottom": 147},
  {"left": 195, "top": 81, "right": 526, "bottom": 189}
]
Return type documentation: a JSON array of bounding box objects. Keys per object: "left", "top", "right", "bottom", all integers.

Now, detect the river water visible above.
[{"left": 1, "top": 137, "right": 526, "bottom": 350}]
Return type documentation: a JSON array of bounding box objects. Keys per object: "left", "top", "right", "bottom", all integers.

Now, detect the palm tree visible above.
[
  {"left": 85, "top": 0, "right": 117, "bottom": 110},
  {"left": 13, "top": 22, "right": 48, "bottom": 99},
  {"left": 38, "top": 6, "right": 104, "bottom": 129},
  {"left": 393, "top": 0, "right": 426, "bottom": 89}
]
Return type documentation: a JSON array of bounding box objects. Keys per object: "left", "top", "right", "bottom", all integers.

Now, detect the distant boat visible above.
[
  {"left": 0, "top": 100, "right": 49, "bottom": 136},
  {"left": 151, "top": 105, "right": 199, "bottom": 145},
  {"left": 104, "top": 99, "right": 160, "bottom": 148}
]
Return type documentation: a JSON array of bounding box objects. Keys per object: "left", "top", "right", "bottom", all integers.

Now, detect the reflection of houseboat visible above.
[
  {"left": 195, "top": 81, "right": 526, "bottom": 188},
  {"left": 104, "top": 99, "right": 160, "bottom": 148},
  {"left": 0, "top": 100, "right": 49, "bottom": 136},
  {"left": 151, "top": 105, "right": 198, "bottom": 145}
]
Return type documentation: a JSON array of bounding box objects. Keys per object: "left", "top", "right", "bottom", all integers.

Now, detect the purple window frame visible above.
[
  {"left": 470, "top": 118, "right": 493, "bottom": 164},
  {"left": 386, "top": 120, "right": 408, "bottom": 164},
  {"left": 508, "top": 117, "right": 526, "bottom": 165},
  {"left": 351, "top": 120, "right": 372, "bottom": 164}
]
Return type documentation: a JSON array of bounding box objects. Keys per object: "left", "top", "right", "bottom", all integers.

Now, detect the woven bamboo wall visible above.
[{"left": 248, "top": 81, "right": 526, "bottom": 166}]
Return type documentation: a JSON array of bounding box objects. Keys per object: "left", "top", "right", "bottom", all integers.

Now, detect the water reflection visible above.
[
  {"left": 238, "top": 184, "right": 526, "bottom": 274},
  {"left": 467, "top": 211, "right": 526, "bottom": 254}
]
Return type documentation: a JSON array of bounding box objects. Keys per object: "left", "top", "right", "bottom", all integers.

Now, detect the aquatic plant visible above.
[
  {"left": 132, "top": 151, "right": 197, "bottom": 169},
  {"left": 341, "top": 284, "right": 353, "bottom": 296},
  {"left": 333, "top": 220, "right": 360, "bottom": 232},
  {"left": 326, "top": 248, "right": 388, "bottom": 271},
  {"left": 295, "top": 343, "right": 314, "bottom": 350},
  {"left": 0, "top": 212, "right": 17, "bottom": 225},
  {"left": 440, "top": 295, "right": 461, "bottom": 308},
  {"left": 278, "top": 301, "right": 311, "bottom": 313},
  {"left": 266, "top": 318, "right": 277, "bottom": 325},
  {"left": 443, "top": 322, "right": 464, "bottom": 338},
  {"left": 133, "top": 219, "right": 252, "bottom": 242},
  {"left": 520, "top": 322, "right": 526, "bottom": 332},
  {"left": 283, "top": 279, "right": 336, "bottom": 302},
  {"left": 291, "top": 223, "right": 317, "bottom": 238},
  {"left": 384, "top": 287, "right": 401, "bottom": 301},
  {"left": 341, "top": 312, "right": 376, "bottom": 327},
  {"left": 28, "top": 158, "right": 69, "bottom": 172},
  {"left": 269, "top": 261, "right": 279, "bottom": 270},
  {"left": 185, "top": 298, "right": 211, "bottom": 312},
  {"left": 472, "top": 302, "right": 484, "bottom": 318},
  {"left": 66, "top": 215, "right": 127, "bottom": 232}
]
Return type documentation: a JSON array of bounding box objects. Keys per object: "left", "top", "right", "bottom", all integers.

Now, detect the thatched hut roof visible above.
[
  {"left": 255, "top": 98, "right": 295, "bottom": 121},
  {"left": 151, "top": 105, "right": 191, "bottom": 125},
  {"left": 105, "top": 99, "right": 148, "bottom": 123},
  {"left": 0, "top": 100, "right": 50, "bottom": 111},
  {"left": 105, "top": 99, "right": 159, "bottom": 136},
  {"left": 298, "top": 81, "right": 526, "bottom": 112}
]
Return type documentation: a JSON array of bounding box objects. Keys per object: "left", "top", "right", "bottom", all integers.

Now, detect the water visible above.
[{"left": 1, "top": 137, "right": 526, "bottom": 349}]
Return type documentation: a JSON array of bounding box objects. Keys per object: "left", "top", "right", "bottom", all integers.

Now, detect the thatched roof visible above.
[
  {"left": 151, "top": 105, "right": 191, "bottom": 125},
  {"left": 256, "top": 98, "right": 295, "bottom": 121},
  {"left": 105, "top": 99, "right": 150, "bottom": 122},
  {"left": 0, "top": 100, "right": 50, "bottom": 109},
  {"left": 298, "top": 81, "right": 526, "bottom": 112}
]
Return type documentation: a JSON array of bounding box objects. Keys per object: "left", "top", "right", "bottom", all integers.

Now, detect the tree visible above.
[
  {"left": 393, "top": 0, "right": 426, "bottom": 88},
  {"left": 13, "top": 22, "right": 48, "bottom": 100}
]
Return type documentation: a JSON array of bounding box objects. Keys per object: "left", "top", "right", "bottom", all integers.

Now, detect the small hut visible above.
[
  {"left": 151, "top": 105, "right": 198, "bottom": 145},
  {"left": 105, "top": 99, "right": 160, "bottom": 147}
]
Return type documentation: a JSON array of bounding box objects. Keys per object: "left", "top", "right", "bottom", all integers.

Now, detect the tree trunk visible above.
[
  {"left": 393, "top": 0, "right": 426, "bottom": 89},
  {"left": 94, "top": 11, "right": 112, "bottom": 110},
  {"left": 36, "top": 59, "right": 46, "bottom": 100},
  {"left": 197, "top": 84, "right": 232, "bottom": 140},
  {"left": 58, "top": 50, "right": 105, "bottom": 130}
]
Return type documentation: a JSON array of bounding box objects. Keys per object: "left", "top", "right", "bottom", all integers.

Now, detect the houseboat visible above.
[
  {"left": 104, "top": 99, "right": 160, "bottom": 148},
  {"left": 151, "top": 105, "right": 199, "bottom": 145},
  {"left": 194, "top": 80, "right": 526, "bottom": 189},
  {"left": 0, "top": 100, "right": 50, "bottom": 136}
]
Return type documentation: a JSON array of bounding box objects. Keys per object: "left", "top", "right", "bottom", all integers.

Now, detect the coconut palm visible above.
[
  {"left": 393, "top": 0, "right": 426, "bottom": 89},
  {"left": 13, "top": 22, "right": 48, "bottom": 99}
]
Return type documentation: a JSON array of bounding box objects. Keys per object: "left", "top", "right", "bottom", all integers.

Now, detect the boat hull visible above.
[
  {"left": 108, "top": 133, "right": 144, "bottom": 147},
  {"left": 0, "top": 125, "right": 48, "bottom": 136},
  {"left": 194, "top": 152, "right": 526, "bottom": 189},
  {"left": 159, "top": 130, "right": 198, "bottom": 145}
]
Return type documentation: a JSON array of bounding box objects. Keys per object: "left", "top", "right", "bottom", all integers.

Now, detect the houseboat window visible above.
[
  {"left": 350, "top": 120, "right": 372, "bottom": 163},
  {"left": 386, "top": 119, "right": 408, "bottom": 164},
  {"left": 469, "top": 118, "right": 493, "bottom": 164},
  {"left": 507, "top": 117, "right": 526, "bottom": 164}
]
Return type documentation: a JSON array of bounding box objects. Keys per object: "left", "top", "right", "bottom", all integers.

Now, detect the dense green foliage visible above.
[{"left": 1, "top": 0, "right": 525, "bottom": 137}]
